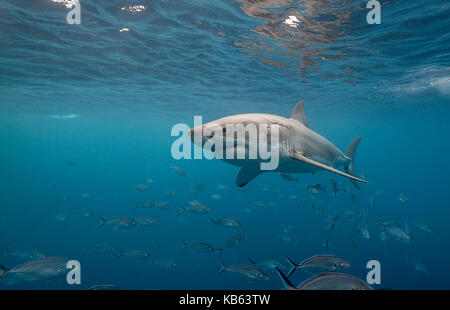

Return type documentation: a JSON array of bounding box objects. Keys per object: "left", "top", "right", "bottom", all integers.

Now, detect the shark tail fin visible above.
[
  {"left": 275, "top": 267, "right": 296, "bottom": 290},
  {"left": 218, "top": 259, "right": 227, "bottom": 274},
  {"left": 345, "top": 137, "right": 362, "bottom": 188},
  {"left": 0, "top": 264, "right": 9, "bottom": 279},
  {"left": 284, "top": 255, "right": 299, "bottom": 277},
  {"left": 248, "top": 258, "right": 256, "bottom": 265}
]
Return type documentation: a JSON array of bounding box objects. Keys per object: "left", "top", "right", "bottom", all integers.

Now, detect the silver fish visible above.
[
  {"left": 276, "top": 269, "right": 372, "bottom": 290},
  {"left": 134, "top": 183, "right": 148, "bottom": 192},
  {"left": 248, "top": 258, "right": 286, "bottom": 270},
  {"left": 0, "top": 257, "right": 68, "bottom": 283},
  {"left": 135, "top": 217, "right": 156, "bottom": 226},
  {"left": 210, "top": 193, "right": 223, "bottom": 200},
  {"left": 284, "top": 255, "right": 350, "bottom": 276},
  {"left": 181, "top": 241, "right": 221, "bottom": 254},
  {"left": 381, "top": 224, "right": 410, "bottom": 241},
  {"left": 78, "top": 208, "right": 95, "bottom": 217},
  {"left": 223, "top": 234, "right": 247, "bottom": 249},
  {"left": 164, "top": 190, "right": 176, "bottom": 196},
  {"left": 218, "top": 259, "right": 269, "bottom": 280},
  {"left": 397, "top": 193, "right": 407, "bottom": 203},
  {"left": 55, "top": 211, "right": 78, "bottom": 221},
  {"left": 137, "top": 200, "right": 156, "bottom": 209},
  {"left": 412, "top": 221, "right": 433, "bottom": 234},
  {"left": 211, "top": 217, "right": 241, "bottom": 228},
  {"left": 359, "top": 226, "right": 371, "bottom": 240},
  {"left": 278, "top": 173, "right": 297, "bottom": 182},
  {"left": 117, "top": 249, "right": 149, "bottom": 259},
  {"left": 406, "top": 258, "right": 429, "bottom": 275},
  {"left": 155, "top": 201, "right": 170, "bottom": 210},
  {"left": 216, "top": 184, "right": 228, "bottom": 190},
  {"left": 97, "top": 217, "right": 138, "bottom": 230},
  {"left": 307, "top": 184, "right": 326, "bottom": 195},
  {"left": 170, "top": 165, "right": 186, "bottom": 176},
  {"left": 298, "top": 273, "right": 373, "bottom": 290},
  {"left": 150, "top": 258, "right": 177, "bottom": 269},
  {"left": 178, "top": 203, "right": 211, "bottom": 216}
]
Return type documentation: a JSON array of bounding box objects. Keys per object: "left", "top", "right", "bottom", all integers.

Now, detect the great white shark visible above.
[{"left": 189, "top": 101, "right": 367, "bottom": 187}]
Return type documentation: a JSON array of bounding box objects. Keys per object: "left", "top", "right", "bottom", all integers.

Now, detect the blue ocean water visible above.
[{"left": 0, "top": 0, "right": 449, "bottom": 290}]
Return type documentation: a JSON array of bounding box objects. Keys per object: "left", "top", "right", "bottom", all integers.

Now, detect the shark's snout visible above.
[
  {"left": 188, "top": 127, "right": 194, "bottom": 142},
  {"left": 189, "top": 125, "right": 207, "bottom": 147}
]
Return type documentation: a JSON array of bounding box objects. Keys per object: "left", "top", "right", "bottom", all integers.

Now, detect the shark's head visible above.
[{"left": 189, "top": 118, "right": 230, "bottom": 148}]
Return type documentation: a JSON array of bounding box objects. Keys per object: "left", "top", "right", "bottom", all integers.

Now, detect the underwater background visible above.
[{"left": 1, "top": 0, "right": 450, "bottom": 289}]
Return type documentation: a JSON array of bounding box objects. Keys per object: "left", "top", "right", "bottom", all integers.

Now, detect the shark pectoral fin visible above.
[
  {"left": 290, "top": 152, "right": 368, "bottom": 184},
  {"left": 236, "top": 166, "right": 261, "bottom": 187}
]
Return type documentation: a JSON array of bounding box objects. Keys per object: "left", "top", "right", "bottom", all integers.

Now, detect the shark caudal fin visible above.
[{"left": 345, "top": 137, "right": 363, "bottom": 188}]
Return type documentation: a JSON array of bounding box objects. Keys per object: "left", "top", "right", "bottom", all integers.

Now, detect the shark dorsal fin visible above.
[{"left": 290, "top": 101, "right": 309, "bottom": 128}]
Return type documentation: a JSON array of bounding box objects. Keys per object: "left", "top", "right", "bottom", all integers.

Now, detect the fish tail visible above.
[
  {"left": 275, "top": 267, "right": 296, "bottom": 290},
  {"left": 3, "top": 248, "right": 8, "bottom": 258},
  {"left": 0, "top": 264, "right": 9, "bottom": 279},
  {"left": 218, "top": 259, "right": 227, "bottom": 274},
  {"left": 177, "top": 204, "right": 185, "bottom": 216},
  {"left": 97, "top": 216, "right": 105, "bottom": 229},
  {"left": 210, "top": 218, "right": 216, "bottom": 225},
  {"left": 180, "top": 241, "right": 188, "bottom": 250},
  {"left": 247, "top": 258, "right": 256, "bottom": 265},
  {"left": 283, "top": 255, "right": 299, "bottom": 277},
  {"left": 116, "top": 249, "right": 124, "bottom": 258}
]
